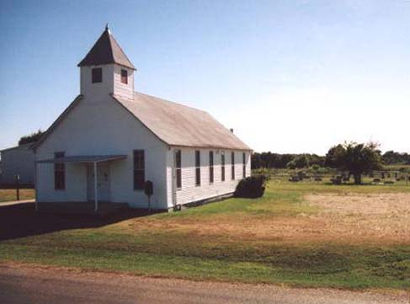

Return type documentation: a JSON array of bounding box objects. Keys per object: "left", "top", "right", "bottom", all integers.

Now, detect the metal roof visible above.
[
  {"left": 77, "top": 28, "right": 135, "bottom": 70},
  {"left": 113, "top": 92, "right": 251, "bottom": 151},
  {"left": 36, "top": 155, "right": 127, "bottom": 164}
]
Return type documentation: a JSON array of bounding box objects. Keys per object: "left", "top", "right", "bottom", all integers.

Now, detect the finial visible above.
[{"left": 105, "top": 23, "right": 110, "bottom": 33}]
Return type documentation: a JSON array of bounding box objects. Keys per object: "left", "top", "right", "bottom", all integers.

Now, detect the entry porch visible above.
[{"left": 35, "top": 155, "right": 127, "bottom": 213}]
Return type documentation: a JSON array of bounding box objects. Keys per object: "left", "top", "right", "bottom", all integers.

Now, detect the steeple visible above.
[
  {"left": 78, "top": 26, "right": 135, "bottom": 100},
  {"left": 78, "top": 26, "right": 135, "bottom": 70}
]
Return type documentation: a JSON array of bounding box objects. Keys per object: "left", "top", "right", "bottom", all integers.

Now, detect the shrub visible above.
[
  {"left": 311, "top": 164, "right": 320, "bottom": 171},
  {"left": 234, "top": 175, "right": 266, "bottom": 198}
]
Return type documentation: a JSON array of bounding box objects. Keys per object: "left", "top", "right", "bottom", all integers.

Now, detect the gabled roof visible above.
[
  {"left": 113, "top": 92, "right": 251, "bottom": 151},
  {"left": 34, "top": 93, "right": 251, "bottom": 152},
  {"left": 78, "top": 28, "right": 135, "bottom": 70}
]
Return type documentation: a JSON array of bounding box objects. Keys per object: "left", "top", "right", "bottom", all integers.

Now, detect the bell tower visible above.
[{"left": 78, "top": 25, "right": 136, "bottom": 100}]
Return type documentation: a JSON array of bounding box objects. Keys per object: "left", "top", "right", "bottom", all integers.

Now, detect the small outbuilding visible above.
[
  {"left": 33, "top": 26, "right": 252, "bottom": 211},
  {"left": 0, "top": 143, "right": 35, "bottom": 187}
]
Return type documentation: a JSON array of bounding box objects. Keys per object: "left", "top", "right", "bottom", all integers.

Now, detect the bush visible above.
[
  {"left": 311, "top": 164, "right": 320, "bottom": 171},
  {"left": 234, "top": 175, "right": 266, "bottom": 198}
]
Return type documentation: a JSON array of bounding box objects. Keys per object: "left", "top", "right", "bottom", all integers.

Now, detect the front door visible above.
[{"left": 87, "top": 163, "right": 111, "bottom": 202}]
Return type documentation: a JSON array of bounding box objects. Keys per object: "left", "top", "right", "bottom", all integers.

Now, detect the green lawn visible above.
[
  {"left": 0, "top": 181, "right": 409, "bottom": 289},
  {"left": 0, "top": 189, "right": 35, "bottom": 202}
]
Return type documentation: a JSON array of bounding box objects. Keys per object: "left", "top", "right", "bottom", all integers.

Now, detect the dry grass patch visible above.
[
  {"left": 113, "top": 191, "right": 410, "bottom": 247},
  {"left": 0, "top": 189, "right": 35, "bottom": 202},
  {"left": 306, "top": 193, "right": 410, "bottom": 245}
]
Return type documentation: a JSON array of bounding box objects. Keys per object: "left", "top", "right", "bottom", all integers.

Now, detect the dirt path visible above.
[{"left": 0, "top": 263, "right": 408, "bottom": 304}]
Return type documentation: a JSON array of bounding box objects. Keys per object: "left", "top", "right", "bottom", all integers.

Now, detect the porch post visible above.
[{"left": 94, "top": 161, "right": 98, "bottom": 212}]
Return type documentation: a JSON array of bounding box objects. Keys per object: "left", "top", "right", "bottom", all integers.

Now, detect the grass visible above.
[
  {"left": 267, "top": 179, "right": 410, "bottom": 194},
  {"left": 0, "top": 181, "right": 409, "bottom": 289},
  {"left": 0, "top": 189, "right": 35, "bottom": 202}
]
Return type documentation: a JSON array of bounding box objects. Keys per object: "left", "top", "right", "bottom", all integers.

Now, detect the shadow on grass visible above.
[{"left": 0, "top": 202, "right": 151, "bottom": 241}]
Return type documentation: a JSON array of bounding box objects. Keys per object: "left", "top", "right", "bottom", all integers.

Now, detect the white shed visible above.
[{"left": 33, "top": 26, "right": 252, "bottom": 211}]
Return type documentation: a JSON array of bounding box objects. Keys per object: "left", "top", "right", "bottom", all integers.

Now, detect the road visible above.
[{"left": 0, "top": 263, "right": 408, "bottom": 304}]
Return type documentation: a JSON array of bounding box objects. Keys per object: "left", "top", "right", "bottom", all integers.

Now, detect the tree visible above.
[
  {"left": 382, "top": 150, "right": 410, "bottom": 165},
  {"left": 18, "top": 130, "right": 43, "bottom": 145},
  {"left": 251, "top": 152, "right": 325, "bottom": 169},
  {"left": 325, "top": 142, "right": 382, "bottom": 184},
  {"left": 324, "top": 144, "right": 346, "bottom": 168},
  {"left": 286, "top": 155, "right": 308, "bottom": 169}
]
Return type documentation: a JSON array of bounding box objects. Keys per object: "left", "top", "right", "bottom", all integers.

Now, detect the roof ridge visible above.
[
  {"left": 133, "top": 91, "right": 208, "bottom": 114},
  {"left": 106, "top": 31, "right": 115, "bottom": 62},
  {"left": 113, "top": 92, "right": 252, "bottom": 151},
  {"left": 109, "top": 33, "right": 135, "bottom": 70}
]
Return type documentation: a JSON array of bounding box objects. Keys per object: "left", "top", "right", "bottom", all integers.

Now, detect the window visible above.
[
  {"left": 242, "top": 152, "right": 246, "bottom": 178},
  {"left": 195, "top": 150, "right": 201, "bottom": 186},
  {"left": 121, "top": 69, "right": 128, "bottom": 84},
  {"left": 133, "top": 150, "right": 145, "bottom": 190},
  {"left": 54, "top": 152, "right": 65, "bottom": 190},
  {"left": 221, "top": 152, "right": 225, "bottom": 182},
  {"left": 209, "top": 151, "right": 214, "bottom": 183},
  {"left": 231, "top": 152, "right": 235, "bottom": 180},
  {"left": 92, "top": 68, "right": 102, "bottom": 83},
  {"left": 175, "top": 150, "right": 182, "bottom": 189}
]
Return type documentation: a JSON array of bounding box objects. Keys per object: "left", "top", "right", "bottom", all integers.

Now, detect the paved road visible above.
[{"left": 0, "top": 264, "right": 408, "bottom": 304}]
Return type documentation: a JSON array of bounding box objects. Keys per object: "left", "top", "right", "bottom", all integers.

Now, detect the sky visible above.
[{"left": 0, "top": 0, "right": 409, "bottom": 154}]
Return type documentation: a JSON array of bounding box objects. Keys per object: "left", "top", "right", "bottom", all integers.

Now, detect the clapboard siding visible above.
[
  {"left": 113, "top": 65, "right": 134, "bottom": 100},
  {"left": 36, "top": 95, "right": 169, "bottom": 209},
  {"left": 166, "top": 147, "right": 251, "bottom": 207},
  {"left": 80, "top": 64, "right": 134, "bottom": 101},
  {"left": 80, "top": 65, "right": 114, "bottom": 99}
]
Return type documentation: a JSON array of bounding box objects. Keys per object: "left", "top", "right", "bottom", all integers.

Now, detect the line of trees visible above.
[
  {"left": 252, "top": 142, "right": 408, "bottom": 185},
  {"left": 251, "top": 153, "right": 325, "bottom": 169},
  {"left": 381, "top": 151, "right": 410, "bottom": 165},
  {"left": 252, "top": 147, "right": 409, "bottom": 170}
]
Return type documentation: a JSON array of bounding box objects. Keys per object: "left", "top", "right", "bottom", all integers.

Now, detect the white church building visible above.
[{"left": 34, "top": 26, "right": 251, "bottom": 211}]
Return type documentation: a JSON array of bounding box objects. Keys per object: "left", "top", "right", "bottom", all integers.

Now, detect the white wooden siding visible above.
[
  {"left": 166, "top": 148, "right": 251, "bottom": 208},
  {"left": 80, "top": 65, "right": 115, "bottom": 99},
  {"left": 113, "top": 65, "right": 134, "bottom": 100},
  {"left": 36, "top": 94, "right": 169, "bottom": 209}
]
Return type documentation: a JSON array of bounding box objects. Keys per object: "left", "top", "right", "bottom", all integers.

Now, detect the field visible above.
[
  {"left": 0, "top": 189, "right": 35, "bottom": 202},
  {"left": 0, "top": 180, "right": 409, "bottom": 290}
]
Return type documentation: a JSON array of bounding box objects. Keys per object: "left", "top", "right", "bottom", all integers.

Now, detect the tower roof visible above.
[{"left": 78, "top": 26, "right": 135, "bottom": 70}]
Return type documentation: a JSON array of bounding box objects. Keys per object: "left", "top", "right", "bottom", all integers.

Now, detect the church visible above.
[{"left": 33, "top": 26, "right": 251, "bottom": 211}]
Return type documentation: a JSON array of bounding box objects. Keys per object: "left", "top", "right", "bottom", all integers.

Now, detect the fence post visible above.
[{"left": 15, "top": 174, "right": 20, "bottom": 201}]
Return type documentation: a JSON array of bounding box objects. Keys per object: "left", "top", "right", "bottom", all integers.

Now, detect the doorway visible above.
[{"left": 87, "top": 163, "right": 111, "bottom": 202}]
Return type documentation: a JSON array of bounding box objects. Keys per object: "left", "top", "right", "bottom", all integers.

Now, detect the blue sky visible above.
[{"left": 1, "top": 0, "right": 409, "bottom": 154}]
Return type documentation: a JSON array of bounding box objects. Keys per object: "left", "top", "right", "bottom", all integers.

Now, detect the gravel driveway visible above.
[{"left": 0, "top": 263, "right": 408, "bottom": 304}]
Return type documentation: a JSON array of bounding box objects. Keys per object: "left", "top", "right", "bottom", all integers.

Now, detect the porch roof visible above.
[{"left": 36, "top": 154, "right": 127, "bottom": 164}]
